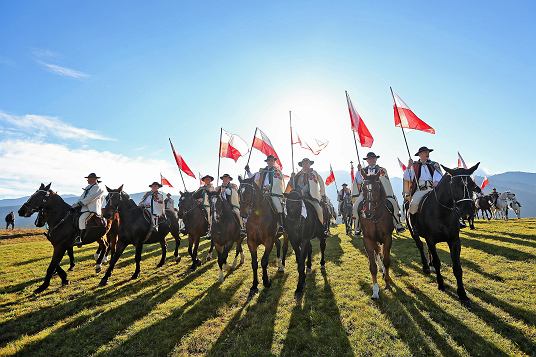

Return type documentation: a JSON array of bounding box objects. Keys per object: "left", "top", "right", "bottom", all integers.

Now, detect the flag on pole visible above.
[
  {"left": 457, "top": 151, "right": 468, "bottom": 169},
  {"left": 292, "top": 128, "right": 329, "bottom": 155},
  {"left": 350, "top": 162, "right": 355, "bottom": 183},
  {"left": 253, "top": 128, "right": 282, "bottom": 169},
  {"left": 480, "top": 176, "right": 489, "bottom": 190},
  {"left": 220, "top": 129, "right": 249, "bottom": 162},
  {"left": 397, "top": 157, "right": 407, "bottom": 172},
  {"left": 160, "top": 173, "right": 173, "bottom": 188},
  {"left": 169, "top": 139, "right": 196, "bottom": 178},
  {"left": 346, "top": 92, "right": 374, "bottom": 147},
  {"left": 325, "top": 166, "right": 335, "bottom": 186},
  {"left": 392, "top": 91, "right": 435, "bottom": 134}
]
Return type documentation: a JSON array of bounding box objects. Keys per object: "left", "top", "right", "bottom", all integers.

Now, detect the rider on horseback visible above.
[
  {"left": 71, "top": 173, "right": 105, "bottom": 246},
  {"left": 216, "top": 174, "right": 246, "bottom": 238},
  {"left": 288, "top": 158, "right": 329, "bottom": 237},
  {"left": 245, "top": 155, "right": 285, "bottom": 235},
  {"left": 490, "top": 188, "right": 499, "bottom": 205},
  {"left": 164, "top": 193, "right": 175, "bottom": 210},
  {"left": 337, "top": 183, "right": 351, "bottom": 216},
  {"left": 187, "top": 174, "right": 215, "bottom": 237},
  {"left": 139, "top": 181, "right": 165, "bottom": 231},
  {"left": 353, "top": 152, "right": 405, "bottom": 234}
]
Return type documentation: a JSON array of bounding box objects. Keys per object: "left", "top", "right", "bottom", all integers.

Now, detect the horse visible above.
[
  {"left": 18, "top": 183, "right": 109, "bottom": 293},
  {"left": 357, "top": 172, "right": 394, "bottom": 299},
  {"left": 177, "top": 191, "right": 209, "bottom": 270},
  {"left": 99, "top": 186, "right": 182, "bottom": 285},
  {"left": 238, "top": 176, "right": 286, "bottom": 299},
  {"left": 93, "top": 212, "right": 119, "bottom": 264},
  {"left": 207, "top": 191, "right": 244, "bottom": 282},
  {"left": 509, "top": 198, "right": 522, "bottom": 219},
  {"left": 340, "top": 194, "right": 353, "bottom": 235},
  {"left": 460, "top": 200, "right": 476, "bottom": 230},
  {"left": 492, "top": 191, "right": 512, "bottom": 220},
  {"left": 34, "top": 206, "right": 76, "bottom": 272},
  {"left": 406, "top": 163, "right": 481, "bottom": 304},
  {"left": 475, "top": 194, "right": 493, "bottom": 220},
  {"left": 283, "top": 189, "right": 327, "bottom": 299}
]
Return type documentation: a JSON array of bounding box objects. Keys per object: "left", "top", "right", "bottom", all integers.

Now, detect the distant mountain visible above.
[{"left": 1, "top": 171, "right": 533, "bottom": 229}]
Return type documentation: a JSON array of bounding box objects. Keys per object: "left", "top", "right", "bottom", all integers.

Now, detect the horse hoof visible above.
[
  {"left": 438, "top": 284, "right": 446, "bottom": 291},
  {"left": 371, "top": 283, "right": 380, "bottom": 299},
  {"left": 175, "top": 256, "right": 181, "bottom": 263},
  {"left": 130, "top": 273, "right": 140, "bottom": 280},
  {"left": 263, "top": 279, "right": 271, "bottom": 288},
  {"left": 68, "top": 266, "right": 75, "bottom": 272},
  {"left": 278, "top": 266, "right": 285, "bottom": 273},
  {"left": 156, "top": 263, "right": 164, "bottom": 268},
  {"left": 95, "top": 266, "right": 102, "bottom": 274},
  {"left": 34, "top": 285, "right": 47, "bottom": 294},
  {"left": 294, "top": 290, "right": 304, "bottom": 301},
  {"left": 423, "top": 267, "right": 431, "bottom": 275},
  {"left": 320, "top": 264, "right": 326, "bottom": 271},
  {"left": 460, "top": 297, "right": 471, "bottom": 306},
  {"left": 62, "top": 280, "right": 70, "bottom": 286},
  {"left": 196, "top": 259, "right": 202, "bottom": 267},
  {"left": 94, "top": 253, "right": 99, "bottom": 261},
  {"left": 103, "top": 256, "right": 109, "bottom": 264},
  {"left": 99, "top": 279, "right": 108, "bottom": 287},
  {"left": 247, "top": 288, "right": 259, "bottom": 301},
  {"left": 306, "top": 267, "right": 312, "bottom": 275}
]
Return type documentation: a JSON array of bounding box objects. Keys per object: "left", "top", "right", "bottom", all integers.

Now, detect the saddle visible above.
[
  {"left": 358, "top": 199, "right": 394, "bottom": 218},
  {"left": 85, "top": 212, "right": 107, "bottom": 229}
]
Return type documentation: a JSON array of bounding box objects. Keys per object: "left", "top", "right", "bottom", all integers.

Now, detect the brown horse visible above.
[
  {"left": 238, "top": 176, "right": 286, "bottom": 300},
  {"left": 357, "top": 171, "right": 394, "bottom": 300},
  {"left": 177, "top": 191, "right": 209, "bottom": 270},
  {"left": 18, "top": 183, "right": 109, "bottom": 293},
  {"left": 94, "top": 212, "right": 120, "bottom": 265}
]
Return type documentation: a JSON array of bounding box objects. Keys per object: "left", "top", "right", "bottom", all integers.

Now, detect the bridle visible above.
[
  {"left": 361, "top": 178, "right": 386, "bottom": 222},
  {"left": 21, "top": 189, "right": 49, "bottom": 215},
  {"left": 433, "top": 174, "right": 474, "bottom": 212}
]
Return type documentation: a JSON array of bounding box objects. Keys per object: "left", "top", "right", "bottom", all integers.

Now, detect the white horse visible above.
[{"left": 493, "top": 191, "right": 516, "bottom": 220}]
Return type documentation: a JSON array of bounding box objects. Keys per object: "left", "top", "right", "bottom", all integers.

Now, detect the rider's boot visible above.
[{"left": 277, "top": 213, "right": 285, "bottom": 235}]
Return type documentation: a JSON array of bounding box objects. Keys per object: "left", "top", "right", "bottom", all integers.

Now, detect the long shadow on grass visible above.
[
  {"left": 463, "top": 231, "right": 536, "bottom": 250},
  {"left": 103, "top": 277, "right": 245, "bottom": 356},
  {"left": 371, "top": 280, "right": 460, "bottom": 356},
  {"left": 460, "top": 236, "right": 534, "bottom": 261},
  {"left": 411, "top": 287, "right": 509, "bottom": 356},
  {"left": 0, "top": 260, "right": 215, "bottom": 349},
  {"left": 208, "top": 273, "right": 288, "bottom": 355},
  {"left": 328, "top": 234, "right": 346, "bottom": 266},
  {"left": 281, "top": 270, "right": 353, "bottom": 356}
]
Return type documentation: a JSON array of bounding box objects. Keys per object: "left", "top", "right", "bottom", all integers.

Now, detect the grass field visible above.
[{"left": 0, "top": 219, "right": 535, "bottom": 356}]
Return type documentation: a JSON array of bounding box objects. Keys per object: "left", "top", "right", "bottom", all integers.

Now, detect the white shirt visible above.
[
  {"left": 404, "top": 161, "right": 443, "bottom": 186},
  {"left": 78, "top": 184, "right": 104, "bottom": 213}
]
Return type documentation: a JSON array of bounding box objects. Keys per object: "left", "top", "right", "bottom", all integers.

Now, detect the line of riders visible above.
[{"left": 67, "top": 145, "right": 468, "bottom": 248}]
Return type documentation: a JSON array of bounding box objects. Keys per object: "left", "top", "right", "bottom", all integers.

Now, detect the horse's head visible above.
[
  {"left": 103, "top": 185, "right": 126, "bottom": 219},
  {"left": 238, "top": 176, "right": 258, "bottom": 217},
  {"left": 18, "top": 183, "right": 52, "bottom": 217},
  {"left": 360, "top": 173, "right": 385, "bottom": 219},
  {"left": 283, "top": 190, "right": 303, "bottom": 220},
  {"left": 177, "top": 191, "right": 195, "bottom": 218},
  {"left": 207, "top": 191, "right": 226, "bottom": 223},
  {"left": 440, "top": 162, "right": 481, "bottom": 215}
]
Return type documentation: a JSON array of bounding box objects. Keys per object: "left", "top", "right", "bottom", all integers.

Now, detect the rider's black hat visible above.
[
  {"left": 363, "top": 152, "right": 380, "bottom": 160},
  {"left": 415, "top": 146, "right": 433, "bottom": 156},
  {"left": 84, "top": 173, "right": 101, "bottom": 183},
  {"left": 265, "top": 155, "right": 278, "bottom": 162},
  {"left": 201, "top": 175, "right": 214, "bottom": 182},
  {"left": 149, "top": 181, "right": 163, "bottom": 188},
  {"left": 298, "top": 158, "right": 314, "bottom": 167},
  {"left": 220, "top": 174, "right": 233, "bottom": 181}
]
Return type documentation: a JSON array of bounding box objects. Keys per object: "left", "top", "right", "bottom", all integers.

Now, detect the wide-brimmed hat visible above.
[
  {"left": 414, "top": 146, "right": 433, "bottom": 156},
  {"left": 149, "top": 181, "right": 163, "bottom": 188},
  {"left": 201, "top": 175, "right": 214, "bottom": 182},
  {"left": 220, "top": 174, "right": 233, "bottom": 181},
  {"left": 264, "top": 155, "right": 278, "bottom": 162},
  {"left": 342, "top": 183, "right": 348, "bottom": 187},
  {"left": 298, "top": 158, "right": 314, "bottom": 167},
  {"left": 84, "top": 173, "right": 101, "bottom": 183},
  {"left": 363, "top": 152, "right": 380, "bottom": 160},
  {"left": 166, "top": 193, "right": 171, "bottom": 197}
]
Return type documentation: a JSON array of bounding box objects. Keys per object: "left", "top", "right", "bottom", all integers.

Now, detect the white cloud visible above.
[
  {"left": 36, "top": 60, "right": 89, "bottom": 79},
  {"left": 0, "top": 111, "right": 112, "bottom": 141},
  {"left": 0, "top": 139, "right": 193, "bottom": 198}
]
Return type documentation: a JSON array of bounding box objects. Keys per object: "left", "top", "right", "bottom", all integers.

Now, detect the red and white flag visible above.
[
  {"left": 252, "top": 128, "right": 282, "bottom": 169},
  {"left": 169, "top": 138, "right": 196, "bottom": 179},
  {"left": 160, "top": 173, "right": 173, "bottom": 188},
  {"left": 457, "top": 151, "right": 468, "bottom": 169},
  {"left": 392, "top": 90, "right": 435, "bottom": 134},
  {"left": 480, "top": 176, "right": 489, "bottom": 190},
  {"left": 350, "top": 162, "right": 355, "bottom": 183},
  {"left": 325, "top": 165, "right": 335, "bottom": 186},
  {"left": 346, "top": 92, "right": 374, "bottom": 147},
  {"left": 220, "top": 129, "right": 249, "bottom": 162},
  {"left": 397, "top": 157, "right": 407, "bottom": 172},
  {"left": 292, "top": 128, "right": 328, "bottom": 155}
]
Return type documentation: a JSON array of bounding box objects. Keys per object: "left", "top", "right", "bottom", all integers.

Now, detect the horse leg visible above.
[
  {"left": 412, "top": 234, "right": 430, "bottom": 274},
  {"left": 131, "top": 243, "right": 143, "bottom": 280},
  {"left": 95, "top": 239, "right": 108, "bottom": 273},
  {"left": 248, "top": 241, "right": 259, "bottom": 299},
  {"left": 192, "top": 236, "right": 201, "bottom": 268},
  {"left": 174, "top": 234, "right": 181, "bottom": 263},
  {"left": 363, "top": 238, "right": 379, "bottom": 299},
  {"left": 275, "top": 237, "right": 283, "bottom": 272},
  {"left": 231, "top": 240, "right": 241, "bottom": 269},
  {"left": 156, "top": 238, "right": 167, "bottom": 268},
  {"left": 319, "top": 236, "right": 326, "bottom": 269},
  {"left": 448, "top": 238, "right": 469, "bottom": 303},
  {"left": 35, "top": 245, "right": 67, "bottom": 294},
  {"left": 55, "top": 264, "right": 69, "bottom": 287},
  {"left": 306, "top": 241, "right": 312, "bottom": 274},
  {"left": 261, "top": 241, "right": 273, "bottom": 288},
  {"left": 206, "top": 239, "right": 214, "bottom": 262},
  {"left": 294, "top": 240, "right": 308, "bottom": 299},
  {"left": 99, "top": 239, "right": 127, "bottom": 286},
  {"left": 216, "top": 244, "right": 225, "bottom": 282},
  {"left": 427, "top": 243, "right": 444, "bottom": 291},
  {"left": 280, "top": 234, "right": 288, "bottom": 272},
  {"left": 382, "top": 237, "right": 392, "bottom": 290},
  {"left": 67, "top": 246, "right": 75, "bottom": 271}
]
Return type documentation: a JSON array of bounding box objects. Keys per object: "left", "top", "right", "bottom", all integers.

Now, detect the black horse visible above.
[
  {"left": 177, "top": 191, "right": 209, "bottom": 270},
  {"left": 34, "top": 206, "right": 76, "bottom": 272},
  {"left": 99, "top": 186, "right": 182, "bottom": 285},
  {"left": 340, "top": 195, "right": 353, "bottom": 235},
  {"left": 18, "top": 183, "right": 109, "bottom": 293},
  {"left": 238, "top": 176, "right": 286, "bottom": 299},
  {"left": 283, "top": 190, "right": 327, "bottom": 299},
  {"left": 406, "top": 163, "right": 481, "bottom": 303},
  {"left": 207, "top": 191, "right": 244, "bottom": 282}
]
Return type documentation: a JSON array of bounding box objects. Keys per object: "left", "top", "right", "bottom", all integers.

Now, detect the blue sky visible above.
[{"left": 0, "top": 1, "right": 534, "bottom": 198}]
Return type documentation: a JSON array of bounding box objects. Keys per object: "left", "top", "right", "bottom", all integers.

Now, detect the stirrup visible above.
[
  {"left": 396, "top": 225, "right": 406, "bottom": 233},
  {"left": 73, "top": 235, "right": 83, "bottom": 247}
]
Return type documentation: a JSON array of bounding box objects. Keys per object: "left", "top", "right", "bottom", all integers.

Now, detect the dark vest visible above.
[{"left": 411, "top": 162, "right": 436, "bottom": 194}]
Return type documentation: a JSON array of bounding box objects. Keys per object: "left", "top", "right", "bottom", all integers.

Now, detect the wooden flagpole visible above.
[
  {"left": 169, "top": 138, "right": 187, "bottom": 191},
  {"left": 331, "top": 164, "right": 338, "bottom": 193},
  {"left": 290, "top": 110, "right": 295, "bottom": 175},
  {"left": 217, "top": 128, "right": 223, "bottom": 187},
  {"left": 390, "top": 86, "right": 412, "bottom": 159},
  {"left": 244, "top": 127, "right": 258, "bottom": 177},
  {"left": 345, "top": 91, "right": 362, "bottom": 162}
]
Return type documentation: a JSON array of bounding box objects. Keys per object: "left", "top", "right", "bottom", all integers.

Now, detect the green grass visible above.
[{"left": 0, "top": 219, "right": 535, "bottom": 356}]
